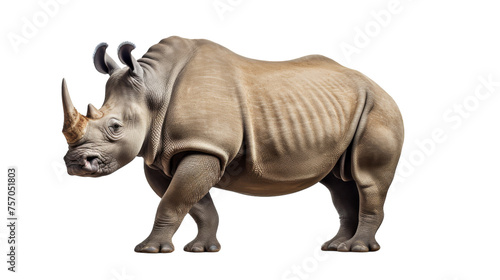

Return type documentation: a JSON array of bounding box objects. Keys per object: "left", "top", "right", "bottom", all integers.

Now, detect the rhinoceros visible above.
[{"left": 62, "top": 36, "right": 404, "bottom": 253}]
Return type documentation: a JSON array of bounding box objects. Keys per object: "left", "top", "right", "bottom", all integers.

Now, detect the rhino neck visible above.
[{"left": 137, "top": 37, "right": 196, "bottom": 168}]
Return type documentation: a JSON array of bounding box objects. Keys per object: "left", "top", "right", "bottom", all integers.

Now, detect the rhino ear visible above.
[
  {"left": 93, "top": 43, "right": 120, "bottom": 75},
  {"left": 118, "top": 42, "right": 143, "bottom": 78}
]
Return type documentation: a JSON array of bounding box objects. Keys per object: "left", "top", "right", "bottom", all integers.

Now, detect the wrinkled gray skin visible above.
[
  {"left": 63, "top": 73, "right": 150, "bottom": 177},
  {"left": 62, "top": 36, "right": 404, "bottom": 253}
]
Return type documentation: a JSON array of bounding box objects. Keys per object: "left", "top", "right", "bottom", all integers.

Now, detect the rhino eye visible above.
[
  {"left": 107, "top": 119, "right": 123, "bottom": 138},
  {"left": 109, "top": 123, "right": 122, "bottom": 132}
]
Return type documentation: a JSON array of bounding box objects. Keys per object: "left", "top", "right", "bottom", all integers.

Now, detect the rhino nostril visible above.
[
  {"left": 87, "top": 156, "right": 97, "bottom": 161},
  {"left": 81, "top": 155, "right": 100, "bottom": 173},
  {"left": 86, "top": 156, "right": 98, "bottom": 163}
]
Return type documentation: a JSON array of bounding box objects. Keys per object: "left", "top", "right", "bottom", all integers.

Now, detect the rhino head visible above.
[{"left": 62, "top": 42, "right": 150, "bottom": 177}]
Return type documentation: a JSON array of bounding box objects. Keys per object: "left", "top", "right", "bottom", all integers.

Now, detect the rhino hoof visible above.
[
  {"left": 184, "top": 239, "right": 221, "bottom": 253},
  {"left": 134, "top": 242, "right": 174, "bottom": 253},
  {"left": 321, "top": 237, "right": 350, "bottom": 251},
  {"left": 335, "top": 235, "right": 380, "bottom": 252}
]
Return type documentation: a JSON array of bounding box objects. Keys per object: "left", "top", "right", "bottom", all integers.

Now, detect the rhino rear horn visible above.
[
  {"left": 61, "top": 79, "right": 88, "bottom": 144},
  {"left": 93, "top": 43, "right": 120, "bottom": 75},
  {"left": 118, "top": 42, "right": 143, "bottom": 78},
  {"left": 86, "top": 103, "right": 103, "bottom": 119}
]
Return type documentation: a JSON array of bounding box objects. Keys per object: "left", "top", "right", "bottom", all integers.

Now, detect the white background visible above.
[{"left": 1, "top": 0, "right": 499, "bottom": 279}]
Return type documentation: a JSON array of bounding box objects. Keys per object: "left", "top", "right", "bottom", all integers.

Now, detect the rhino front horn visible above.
[{"left": 62, "top": 78, "right": 88, "bottom": 144}]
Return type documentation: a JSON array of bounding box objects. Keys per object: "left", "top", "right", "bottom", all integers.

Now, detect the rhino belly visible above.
[{"left": 216, "top": 147, "right": 343, "bottom": 196}]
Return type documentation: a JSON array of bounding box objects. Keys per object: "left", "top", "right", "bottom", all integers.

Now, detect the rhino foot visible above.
[
  {"left": 134, "top": 238, "right": 175, "bottom": 253},
  {"left": 321, "top": 222, "right": 358, "bottom": 251},
  {"left": 336, "top": 234, "right": 380, "bottom": 252},
  {"left": 321, "top": 236, "right": 352, "bottom": 251},
  {"left": 184, "top": 237, "right": 220, "bottom": 252}
]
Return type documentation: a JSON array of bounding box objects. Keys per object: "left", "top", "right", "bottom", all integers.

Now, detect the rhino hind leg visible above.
[
  {"left": 184, "top": 192, "right": 221, "bottom": 252},
  {"left": 319, "top": 173, "right": 359, "bottom": 251},
  {"left": 335, "top": 95, "right": 404, "bottom": 252}
]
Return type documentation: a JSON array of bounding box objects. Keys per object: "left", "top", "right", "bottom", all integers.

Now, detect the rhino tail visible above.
[{"left": 332, "top": 86, "right": 374, "bottom": 182}]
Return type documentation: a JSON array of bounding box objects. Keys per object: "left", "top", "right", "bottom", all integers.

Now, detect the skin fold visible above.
[{"left": 62, "top": 36, "right": 404, "bottom": 253}]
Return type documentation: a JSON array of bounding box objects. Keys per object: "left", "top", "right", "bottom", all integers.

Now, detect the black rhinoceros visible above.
[{"left": 62, "top": 36, "right": 404, "bottom": 253}]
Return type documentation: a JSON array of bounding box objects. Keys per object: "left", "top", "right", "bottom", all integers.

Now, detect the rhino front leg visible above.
[
  {"left": 184, "top": 193, "right": 221, "bottom": 252},
  {"left": 143, "top": 163, "right": 221, "bottom": 253},
  {"left": 135, "top": 153, "right": 221, "bottom": 253}
]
